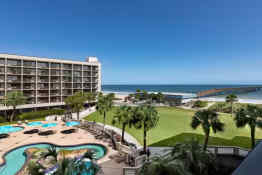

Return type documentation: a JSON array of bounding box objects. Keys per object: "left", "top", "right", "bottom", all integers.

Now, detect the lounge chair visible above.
[
  {"left": 24, "top": 129, "right": 39, "bottom": 134},
  {"left": 38, "top": 130, "right": 56, "bottom": 136},
  {"left": 0, "top": 134, "right": 9, "bottom": 139}
]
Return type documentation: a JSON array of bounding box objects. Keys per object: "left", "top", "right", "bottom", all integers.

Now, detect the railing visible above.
[
  {"left": 122, "top": 146, "right": 250, "bottom": 175},
  {"left": 207, "top": 146, "right": 249, "bottom": 157}
]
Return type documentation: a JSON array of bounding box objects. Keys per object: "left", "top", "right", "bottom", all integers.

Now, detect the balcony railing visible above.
[
  {"left": 50, "top": 93, "right": 60, "bottom": 96},
  {"left": 23, "top": 63, "right": 36, "bottom": 68},
  {"left": 38, "top": 80, "right": 49, "bottom": 83},
  {"left": 23, "top": 71, "right": 35, "bottom": 75},
  {"left": 23, "top": 80, "right": 35, "bottom": 83},
  {"left": 7, "top": 80, "right": 21, "bottom": 83},
  {"left": 50, "top": 86, "right": 60, "bottom": 89},
  {"left": 23, "top": 86, "right": 35, "bottom": 89},
  {"left": 38, "top": 93, "right": 49, "bottom": 97},
  {"left": 38, "top": 87, "right": 49, "bottom": 90}
]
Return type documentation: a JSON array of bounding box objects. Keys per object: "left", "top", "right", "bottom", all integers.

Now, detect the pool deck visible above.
[{"left": 0, "top": 121, "right": 118, "bottom": 165}]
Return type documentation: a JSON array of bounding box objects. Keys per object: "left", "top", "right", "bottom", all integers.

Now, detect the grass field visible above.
[{"left": 85, "top": 107, "right": 262, "bottom": 149}]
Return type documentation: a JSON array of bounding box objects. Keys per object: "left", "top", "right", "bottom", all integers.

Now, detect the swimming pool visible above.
[
  {"left": 27, "top": 121, "right": 43, "bottom": 127},
  {"left": 66, "top": 121, "right": 80, "bottom": 127},
  {"left": 0, "top": 143, "right": 106, "bottom": 175},
  {"left": 42, "top": 123, "right": 57, "bottom": 128},
  {"left": 0, "top": 126, "right": 23, "bottom": 134}
]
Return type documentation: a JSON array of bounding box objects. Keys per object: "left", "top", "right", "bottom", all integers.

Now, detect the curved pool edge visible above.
[
  {"left": 0, "top": 142, "right": 108, "bottom": 175},
  {"left": 0, "top": 125, "right": 25, "bottom": 134}
]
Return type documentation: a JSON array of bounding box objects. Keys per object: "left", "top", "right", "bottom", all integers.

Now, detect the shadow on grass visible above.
[{"left": 149, "top": 133, "right": 253, "bottom": 149}]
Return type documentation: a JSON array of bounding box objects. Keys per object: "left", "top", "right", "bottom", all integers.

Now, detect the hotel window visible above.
[
  {"left": 73, "top": 65, "right": 82, "bottom": 71},
  {"left": 73, "top": 71, "right": 81, "bottom": 77}
]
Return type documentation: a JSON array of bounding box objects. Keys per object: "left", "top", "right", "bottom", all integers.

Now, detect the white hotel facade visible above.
[{"left": 0, "top": 54, "right": 101, "bottom": 110}]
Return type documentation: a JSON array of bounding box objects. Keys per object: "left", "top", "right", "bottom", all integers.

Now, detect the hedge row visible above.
[
  {"left": 18, "top": 109, "right": 65, "bottom": 120},
  {"left": 192, "top": 100, "right": 208, "bottom": 108}
]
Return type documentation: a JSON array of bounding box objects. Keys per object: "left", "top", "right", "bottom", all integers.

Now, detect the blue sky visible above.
[{"left": 0, "top": 0, "right": 262, "bottom": 84}]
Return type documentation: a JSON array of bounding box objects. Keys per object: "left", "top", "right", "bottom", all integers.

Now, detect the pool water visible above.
[
  {"left": 66, "top": 121, "right": 80, "bottom": 127},
  {"left": 0, "top": 144, "right": 106, "bottom": 175},
  {"left": 0, "top": 126, "right": 23, "bottom": 134},
  {"left": 27, "top": 121, "right": 43, "bottom": 127},
  {"left": 42, "top": 123, "right": 57, "bottom": 128}
]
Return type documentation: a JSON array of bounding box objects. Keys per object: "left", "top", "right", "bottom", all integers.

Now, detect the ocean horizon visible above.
[{"left": 102, "top": 84, "right": 262, "bottom": 100}]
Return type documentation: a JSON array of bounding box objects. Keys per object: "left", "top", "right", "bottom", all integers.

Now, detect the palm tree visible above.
[
  {"left": 191, "top": 110, "right": 224, "bottom": 151},
  {"left": 139, "top": 155, "right": 189, "bottom": 175},
  {"left": 235, "top": 105, "right": 262, "bottom": 148},
  {"left": 97, "top": 93, "right": 114, "bottom": 131},
  {"left": 133, "top": 105, "right": 159, "bottom": 153},
  {"left": 42, "top": 145, "right": 58, "bottom": 162},
  {"left": 226, "top": 94, "right": 238, "bottom": 116},
  {"left": 112, "top": 105, "right": 133, "bottom": 143},
  {"left": 139, "top": 140, "right": 216, "bottom": 175},
  {"left": 64, "top": 92, "right": 87, "bottom": 120},
  {"left": 85, "top": 92, "right": 96, "bottom": 110},
  {"left": 170, "top": 139, "right": 216, "bottom": 175},
  {"left": 5, "top": 91, "right": 26, "bottom": 122}
]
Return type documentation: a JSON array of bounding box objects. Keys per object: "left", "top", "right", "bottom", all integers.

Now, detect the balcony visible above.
[
  {"left": 51, "top": 63, "right": 60, "bottom": 69},
  {"left": 23, "top": 70, "right": 35, "bottom": 75},
  {"left": 50, "top": 93, "right": 60, "bottom": 96},
  {"left": 51, "top": 70, "right": 60, "bottom": 76},
  {"left": 7, "top": 79, "right": 21, "bottom": 83},
  {"left": 38, "top": 72, "right": 49, "bottom": 76},
  {"left": 23, "top": 63, "right": 36, "bottom": 68},
  {"left": 24, "top": 93, "right": 35, "bottom": 97},
  {"left": 7, "top": 87, "right": 21, "bottom": 90},
  {"left": 50, "top": 98, "right": 61, "bottom": 103},
  {"left": 50, "top": 86, "right": 60, "bottom": 90},
  {"left": 38, "top": 62, "right": 49, "bottom": 69},
  {"left": 38, "top": 86, "right": 49, "bottom": 90},
  {"left": 83, "top": 73, "right": 91, "bottom": 77},
  {"left": 50, "top": 79, "right": 60, "bottom": 83},
  {"left": 23, "top": 79, "right": 35, "bottom": 83},
  {"left": 63, "top": 64, "right": 72, "bottom": 70},
  {"left": 38, "top": 93, "right": 49, "bottom": 97},
  {"left": 83, "top": 85, "right": 91, "bottom": 89},
  {"left": 73, "top": 84, "right": 82, "bottom": 89},
  {"left": 23, "top": 85, "right": 35, "bottom": 90},
  {"left": 7, "top": 60, "right": 21, "bottom": 67},
  {"left": 37, "top": 98, "right": 49, "bottom": 104}
]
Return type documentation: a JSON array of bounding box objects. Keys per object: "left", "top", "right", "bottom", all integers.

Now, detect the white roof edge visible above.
[{"left": 0, "top": 53, "right": 101, "bottom": 66}]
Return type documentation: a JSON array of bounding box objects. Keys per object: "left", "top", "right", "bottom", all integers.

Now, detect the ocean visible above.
[{"left": 102, "top": 84, "right": 262, "bottom": 100}]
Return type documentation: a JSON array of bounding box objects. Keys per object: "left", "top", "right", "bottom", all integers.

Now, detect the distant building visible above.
[
  {"left": 0, "top": 53, "right": 101, "bottom": 111},
  {"left": 164, "top": 94, "right": 183, "bottom": 106}
]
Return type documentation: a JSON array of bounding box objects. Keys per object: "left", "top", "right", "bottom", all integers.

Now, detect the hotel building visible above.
[{"left": 0, "top": 54, "right": 101, "bottom": 110}]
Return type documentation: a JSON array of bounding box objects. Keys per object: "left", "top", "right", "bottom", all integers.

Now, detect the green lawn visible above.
[{"left": 84, "top": 107, "right": 262, "bottom": 149}]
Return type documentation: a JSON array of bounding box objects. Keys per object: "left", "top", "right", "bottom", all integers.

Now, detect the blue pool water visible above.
[
  {"left": 27, "top": 121, "right": 43, "bottom": 127},
  {"left": 42, "top": 123, "right": 57, "bottom": 128},
  {"left": 0, "top": 126, "right": 23, "bottom": 134},
  {"left": 0, "top": 143, "right": 106, "bottom": 175},
  {"left": 66, "top": 121, "right": 80, "bottom": 127}
]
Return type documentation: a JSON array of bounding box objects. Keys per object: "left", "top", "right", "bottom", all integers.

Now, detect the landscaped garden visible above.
[{"left": 84, "top": 106, "right": 262, "bottom": 149}]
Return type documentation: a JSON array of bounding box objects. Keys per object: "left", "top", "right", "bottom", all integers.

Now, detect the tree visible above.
[
  {"left": 6, "top": 91, "right": 26, "bottom": 122},
  {"left": 191, "top": 110, "right": 224, "bottom": 151},
  {"left": 133, "top": 105, "right": 159, "bottom": 153},
  {"left": 97, "top": 93, "right": 114, "bottom": 131},
  {"left": 112, "top": 105, "right": 133, "bottom": 143},
  {"left": 64, "top": 92, "right": 87, "bottom": 120},
  {"left": 235, "top": 105, "right": 262, "bottom": 149},
  {"left": 139, "top": 140, "right": 216, "bottom": 175},
  {"left": 226, "top": 94, "right": 238, "bottom": 116},
  {"left": 42, "top": 145, "right": 58, "bottom": 162},
  {"left": 85, "top": 92, "right": 96, "bottom": 109}
]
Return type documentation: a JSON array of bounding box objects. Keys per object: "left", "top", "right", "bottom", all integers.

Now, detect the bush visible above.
[
  {"left": 192, "top": 100, "right": 208, "bottom": 108},
  {"left": 208, "top": 102, "right": 256, "bottom": 113},
  {"left": 0, "top": 116, "right": 7, "bottom": 123},
  {"left": 18, "top": 109, "right": 65, "bottom": 120}
]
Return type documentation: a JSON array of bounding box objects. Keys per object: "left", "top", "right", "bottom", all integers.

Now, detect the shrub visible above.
[
  {"left": 18, "top": 109, "right": 65, "bottom": 120},
  {"left": 0, "top": 116, "right": 7, "bottom": 123},
  {"left": 192, "top": 100, "right": 208, "bottom": 108}
]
